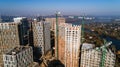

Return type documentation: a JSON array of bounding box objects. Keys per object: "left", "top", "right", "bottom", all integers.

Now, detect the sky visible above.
[{"left": 0, "top": 0, "right": 120, "bottom": 16}]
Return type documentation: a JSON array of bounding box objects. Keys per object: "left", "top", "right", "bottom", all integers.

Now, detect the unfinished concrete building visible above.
[
  {"left": 3, "top": 46, "right": 33, "bottom": 67},
  {"left": 32, "top": 21, "right": 51, "bottom": 55},
  {"left": 58, "top": 23, "right": 81, "bottom": 67},
  {"left": 0, "top": 22, "right": 20, "bottom": 66},
  {"left": 14, "top": 17, "right": 30, "bottom": 45},
  {"left": 45, "top": 18, "right": 65, "bottom": 30},
  {"left": 81, "top": 42, "right": 116, "bottom": 67}
]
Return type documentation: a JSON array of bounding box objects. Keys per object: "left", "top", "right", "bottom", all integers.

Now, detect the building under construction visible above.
[
  {"left": 81, "top": 42, "right": 116, "bottom": 67},
  {"left": 0, "top": 22, "right": 20, "bottom": 66},
  {"left": 14, "top": 17, "right": 29, "bottom": 45},
  {"left": 45, "top": 18, "right": 65, "bottom": 30},
  {"left": 57, "top": 23, "right": 81, "bottom": 67},
  {"left": 32, "top": 21, "right": 51, "bottom": 55},
  {"left": 3, "top": 46, "right": 33, "bottom": 67}
]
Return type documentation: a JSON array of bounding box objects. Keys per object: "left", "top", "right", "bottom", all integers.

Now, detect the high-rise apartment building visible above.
[
  {"left": 0, "top": 22, "right": 20, "bottom": 66},
  {"left": 13, "top": 17, "right": 26, "bottom": 22},
  {"left": 58, "top": 23, "right": 81, "bottom": 67},
  {"left": 32, "top": 21, "right": 51, "bottom": 55},
  {"left": 14, "top": 17, "right": 29, "bottom": 45},
  {"left": 81, "top": 42, "right": 116, "bottom": 67},
  {"left": 3, "top": 46, "right": 33, "bottom": 67},
  {"left": 45, "top": 18, "right": 65, "bottom": 30}
]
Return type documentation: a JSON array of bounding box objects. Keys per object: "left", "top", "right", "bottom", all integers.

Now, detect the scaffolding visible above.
[
  {"left": 100, "top": 41, "right": 112, "bottom": 67},
  {"left": 81, "top": 41, "right": 115, "bottom": 67}
]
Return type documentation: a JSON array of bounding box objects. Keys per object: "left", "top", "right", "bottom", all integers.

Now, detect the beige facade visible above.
[
  {"left": 57, "top": 23, "right": 81, "bottom": 67},
  {"left": 0, "top": 22, "right": 20, "bottom": 66},
  {"left": 45, "top": 18, "right": 65, "bottom": 30},
  {"left": 81, "top": 47, "right": 116, "bottom": 67}
]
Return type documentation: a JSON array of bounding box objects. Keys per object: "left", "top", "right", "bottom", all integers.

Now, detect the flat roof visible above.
[{"left": 5, "top": 46, "right": 31, "bottom": 55}]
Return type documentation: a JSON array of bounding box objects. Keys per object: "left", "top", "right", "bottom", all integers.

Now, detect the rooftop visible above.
[
  {"left": 5, "top": 46, "right": 31, "bottom": 55},
  {"left": 0, "top": 22, "right": 20, "bottom": 24},
  {"left": 82, "top": 43, "right": 94, "bottom": 50}
]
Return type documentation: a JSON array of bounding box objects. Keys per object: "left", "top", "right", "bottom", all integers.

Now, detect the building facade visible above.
[
  {"left": 45, "top": 18, "right": 65, "bottom": 30},
  {"left": 32, "top": 21, "right": 51, "bottom": 55},
  {"left": 3, "top": 46, "right": 33, "bottom": 67},
  {"left": 0, "top": 22, "right": 20, "bottom": 66},
  {"left": 13, "top": 17, "right": 26, "bottom": 23},
  {"left": 58, "top": 23, "right": 81, "bottom": 67},
  {"left": 81, "top": 43, "right": 116, "bottom": 67},
  {"left": 14, "top": 17, "right": 29, "bottom": 45}
]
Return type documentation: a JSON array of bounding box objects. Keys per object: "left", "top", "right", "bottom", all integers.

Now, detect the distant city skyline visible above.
[{"left": 0, "top": 0, "right": 120, "bottom": 16}]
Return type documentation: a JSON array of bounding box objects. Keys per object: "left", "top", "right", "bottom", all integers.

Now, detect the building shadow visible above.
[
  {"left": 33, "top": 47, "right": 42, "bottom": 63},
  {"left": 48, "top": 60, "right": 65, "bottom": 67}
]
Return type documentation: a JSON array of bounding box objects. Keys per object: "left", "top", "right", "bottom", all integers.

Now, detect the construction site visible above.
[
  {"left": 39, "top": 13, "right": 116, "bottom": 67},
  {"left": 0, "top": 13, "right": 117, "bottom": 67},
  {"left": 81, "top": 42, "right": 116, "bottom": 67}
]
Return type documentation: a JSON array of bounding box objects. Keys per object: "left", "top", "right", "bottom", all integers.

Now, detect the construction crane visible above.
[
  {"left": 55, "top": 11, "right": 60, "bottom": 59},
  {"left": 79, "top": 15, "right": 85, "bottom": 67},
  {"left": 100, "top": 39, "right": 112, "bottom": 67},
  {"left": 81, "top": 16, "right": 85, "bottom": 43}
]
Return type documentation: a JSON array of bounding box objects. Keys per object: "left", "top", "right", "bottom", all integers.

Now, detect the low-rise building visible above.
[{"left": 3, "top": 46, "right": 33, "bottom": 67}]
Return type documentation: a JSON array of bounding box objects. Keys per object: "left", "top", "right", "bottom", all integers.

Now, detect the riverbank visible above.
[{"left": 85, "top": 28, "right": 120, "bottom": 51}]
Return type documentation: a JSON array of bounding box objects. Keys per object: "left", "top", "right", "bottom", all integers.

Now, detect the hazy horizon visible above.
[{"left": 0, "top": 0, "right": 120, "bottom": 16}]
